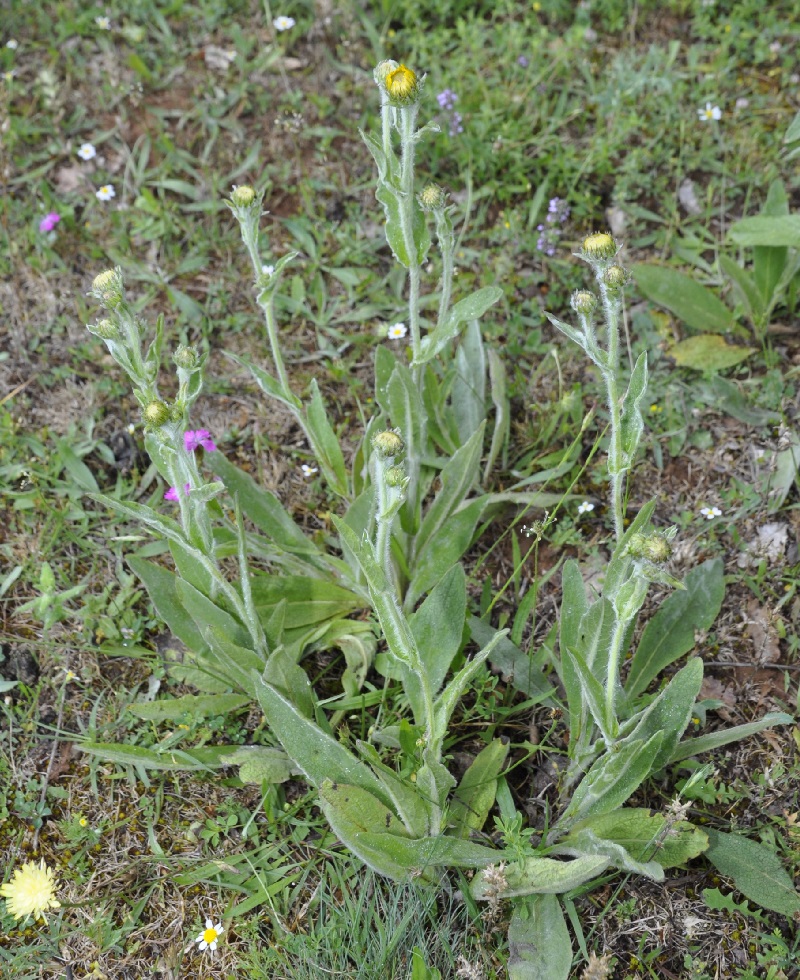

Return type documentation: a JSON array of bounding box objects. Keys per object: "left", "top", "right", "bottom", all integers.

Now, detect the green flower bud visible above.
[
  {"left": 570, "top": 290, "right": 597, "bottom": 315},
  {"left": 372, "top": 429, "right": 404, "bottom": 459},
  {"left": 418, "top": 183, "right": 448, "bottom": 212},
  {"left": 603, "top": 265, "right": 629, "bottom": 290},
  {"left": 91, "top": 268, "right": 123, "bottom": 308},
  {"left": 627, "top": 531, "right": 672, "bottom": 564},
  {"left": 384, "top": 465, "right": 406, "bottom": 487},
  {"left": 93, "top": 318, "right": 118, "bottom": 340},
  {"left": 173, "top": 345, "right": 199, "bottom": 370},
  {"left": 231, "top": 185, "right": 256, "bottom": 207},
  {"left": 142, "top": 400, "right": 170, "bottom": 427},
  {"left": 581, "top": 232, "right": 617, "bottom": 262}
]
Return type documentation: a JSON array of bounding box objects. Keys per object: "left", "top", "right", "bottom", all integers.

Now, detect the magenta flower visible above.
[
  {"left": 164, "top": 483, "right": 191, "bottom": 500},
  {"left": 184, "top": 429, "right": 217, "bottom": 453},
  {"left": 39, "top": 212, "right": 61, "bottom": 233}
]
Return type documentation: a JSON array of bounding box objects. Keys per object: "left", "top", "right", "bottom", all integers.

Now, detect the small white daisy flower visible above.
[
  {"left": 387, "top": 322, "right": 407, "bottom": 340},
  {"left": 273, "top": 15, "right": 296, "bottom": 31},
  {"left": 96, "top": 184, "right": 116, "bottom": 201},
  {"left": 6, "top": 39, "right": 19, "bottom": 50},
  {"left": 699, "top": 506, "right": 722, "bottom": 520},
  {"left": 4, "top": 69, "right": 18, "bottom": 81},
  {"left": 577, "top": 501, "right": 595, "bottom": 516},
  {"left": 95, "top": 15, "right": 111, "bottom": 29},
  {"left": 698, "top": 102, "right": 721, "bottom": 122},
  {"left": 78, "top": 142, "right": 97, "bottom": 161},
  {"left": 301, "top": 464, "right": 319, "bottom": 478},
  {"left": 195, "top": 918, "right": 223, "bottom": 953},
  {"left": 261, "top": 264, "right": 275, "bottom": 276}
]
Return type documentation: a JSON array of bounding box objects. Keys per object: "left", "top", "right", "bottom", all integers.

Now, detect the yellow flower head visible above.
[
  {"left": 376, "top": 61, "right": 420, "bottom": 106},
  {"left": 581, "top": 232, "right": 617, "bottom": 262},
  {"left": 1, "top": 860, "right": 61, "bottom": 922},
  {"left": 386, "top": 64, "right": 416, "bottom": 99}
]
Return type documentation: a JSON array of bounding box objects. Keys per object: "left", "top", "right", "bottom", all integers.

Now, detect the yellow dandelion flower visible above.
[{"left": 1, "top": 860, "right": 61, "bottom": 922}]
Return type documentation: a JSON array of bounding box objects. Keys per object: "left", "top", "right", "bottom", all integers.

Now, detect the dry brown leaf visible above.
[
  {"left": 699, "top": 675, "right": 736, "bottom": 720},
  {"left": 204, "top": 45, "right": 236, "bottom": 72},
  {"left": 745, "top": 598, "right": 781, "bottom": 664},
  {"left": 54, "top": 164, "right": 87, "bottom": 194}
]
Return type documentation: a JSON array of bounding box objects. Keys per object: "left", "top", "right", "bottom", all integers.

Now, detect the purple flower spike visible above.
[
  {"left": 436, "top": 88, "right": 458, "bottom": 110},
  {"left": 164, "top": 482, "right": 191, "bottom": 501},
  {"left": 184, "top": 429, "right": 217, "bottom": 453},
  {"left": 39, "top": 212, "right": 61, "bottom": 233}
]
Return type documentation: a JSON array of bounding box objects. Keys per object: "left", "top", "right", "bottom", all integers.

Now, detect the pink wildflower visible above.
[
  {"left": 164, "top": 483, "right": 191, "bottom": 501},
  {"left": 39, "top": 212, "right": 61, "bottom": 233},
  {"left": 184, "top": 429, "right": 217, "bottom": 453}
]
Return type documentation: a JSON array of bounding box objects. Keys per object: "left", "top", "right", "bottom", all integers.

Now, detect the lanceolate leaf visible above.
[
  {"left": 208, "top": 451, "right": 320, "bottom": 557},
  {"left": 254, "top": 676, "right": 393, "bottom": 807},
  {"left": 306, "top": 379, "right": 348, "bottom": 495},
  {"left": 727, "top": 215, "right": 800, "bottom": 248},
  {"left": 471, "top": 853, "right": 609, "bottom": 900},
  {"left": 409, "top": 563, "right": 466, "bottom": 697},
  {"left": 556, "top": 808, "right": 708, "bottom": 878},
  {"left": 704, "top": 828, "right": 800, "bottom": 917},
  {"left": 507, "top": 895, "right": 572, "bottom": 980},
  {"left": 449, "top": 737, "right": 510, "bottom": 838},
  {"left": 249, "top": 573, "right": 363, "bottom": 628},
  {"left": 414, "top": 287, "right": 503, "bottom": 365},
  {"left": 128, "top": 693, "right": 250, "bottom": 721},
  {"left": 561, "top": 733, "right": 664, "bottom": 828},
  {"left": 669, "top": 711, "right": 793, "bottom": 763},
  {"left": 632, "top": 263, "right": 736, "bottom": 334},
  {"left": 321, "top": 779, "right": 501, "bottom": 882},
  {"left": 619, "top": 658, "right": 703, "bottom": 775},
  {"left": 626, "top": 559, "right": 724, "bottom": 698}
]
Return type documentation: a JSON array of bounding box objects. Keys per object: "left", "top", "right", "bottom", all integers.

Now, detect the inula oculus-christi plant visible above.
[{"left": 82, "top": 61, "right": 794, "bottom": 979}]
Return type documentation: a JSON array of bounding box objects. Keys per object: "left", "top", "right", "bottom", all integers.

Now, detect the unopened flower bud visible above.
[
  {"left": 91, "top": 268, "right": 123, "bottom": 307},
  {"left": 231, "top": 185, "right": 255, "bottom": 207},
  {"left": 418, "top": 183, "right": 448, "bottom": 212},
  {"left": 173, "top": 345, "right": 199, "bottom": 370},
  {"left": 570, "top": 290, "right": 597, "bottom": 315},
  {"left": 94, "top": 318, "right": 118, "bottom": 340},
  {"left": 384, "top": 465, "right": 406, "bottom": 487},
  {"left": 372, "top": 430, "right": 404, "bottom": 458},
  {"left": 581, "top": 232, "right": 617, "bottom": 262},
  {"left": 142, "top": 400, "right": 170, "bottom": 427},
  {"left": 627, "top": 531, "right": 672, "bottom": 564},
  {"left": 603, "top": 265, "right": 629, "bottom": 290},
  {"left": 382, "top": 63, "right": 420, "bottom": 106}
]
